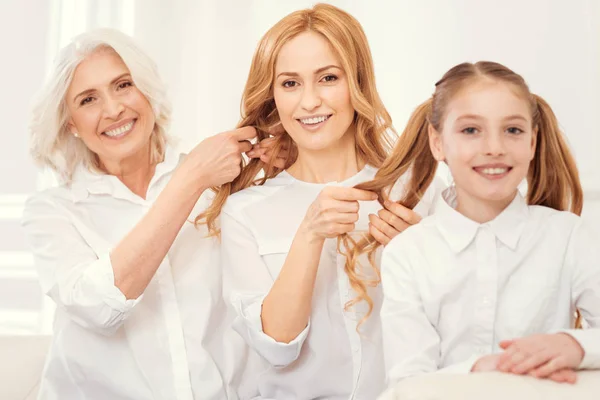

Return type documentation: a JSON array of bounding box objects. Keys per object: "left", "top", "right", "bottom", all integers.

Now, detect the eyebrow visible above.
[
  {"left": 72, "top": 73, "right": 131, "bottom": 103},
  {"left": 276, "top": 65, "right": 341, "bottom": 79},
  {"left": 456, "top": 114, "right": 529, "bottom": 122}
]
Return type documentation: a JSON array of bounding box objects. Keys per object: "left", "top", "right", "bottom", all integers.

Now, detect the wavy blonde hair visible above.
[
  {"left": 29, "top": 28, "right": 171, "bottom": 183},
  {"left": 196, "top": 3, "right": 396, "bottom": 315},
  {"left": 345, "top": 61, "right": 583, "bottom": 323}
]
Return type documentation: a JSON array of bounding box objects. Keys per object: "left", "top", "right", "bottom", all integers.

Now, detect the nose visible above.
[
  {"left": 483, "top": 131, "right": 506, "bottom": 156},
  {"left": 103, "top": 93, "right": 125, "bottom": 120},
  {"left": 300, "top": 83, "right": 322, "bottom": 112}
]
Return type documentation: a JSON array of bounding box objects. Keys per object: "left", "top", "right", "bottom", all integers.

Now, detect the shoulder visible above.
[{"left": 222, "top": 172, "right": 294, "bottom": 222}]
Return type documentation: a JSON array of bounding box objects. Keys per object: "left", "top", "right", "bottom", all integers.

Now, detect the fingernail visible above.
[{"left": 384, "top": 200, "right": 391, "bottom": 207}]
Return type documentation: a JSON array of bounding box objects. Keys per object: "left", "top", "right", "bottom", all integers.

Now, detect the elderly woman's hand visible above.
[
  {"left": 179, "top": 127, "right": 257, "bottom": 192},
  {"left": 246, "top": 122, "right": 294, "bottom": 169},
  {"left": 368, "top": 200, "right": 422, "bottom": 246}
]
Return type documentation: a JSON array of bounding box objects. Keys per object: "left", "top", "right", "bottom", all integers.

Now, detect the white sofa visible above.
[
  {"left": 3, "top": 336, "right": 599, "bottom": 400},
  {"left": 379, "top": 370, "right": 600, "bottom": 400}
]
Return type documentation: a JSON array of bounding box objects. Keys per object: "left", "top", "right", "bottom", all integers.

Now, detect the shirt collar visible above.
[
  {"left": 70, "top": 145, "right": 183, "bottom": 203},
  {"left": 436, "top": 187, "right": 529, "bottom": 253}
]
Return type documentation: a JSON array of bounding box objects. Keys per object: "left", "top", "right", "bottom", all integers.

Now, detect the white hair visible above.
[{"left": 29, "top": 28, "right": 172, "bottom": 183}]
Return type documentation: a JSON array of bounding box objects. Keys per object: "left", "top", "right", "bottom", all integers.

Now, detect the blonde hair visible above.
[
  {"left": 345, "top": 61, "right": 583, "bottom": 323},
  {"left": 29, "top": 28, "right": 171, "bottom": 183},
  {"left": 196, "top": 3, "right": 396, "bottom": 322}
]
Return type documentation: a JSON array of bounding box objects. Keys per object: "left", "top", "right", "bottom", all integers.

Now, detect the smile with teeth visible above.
[
  {"left": 104, "top": 120, "right": 135, "bottom": 137},
  {"left": 479, "top": 167, "right": 511, "bottom": 175},
  {"left": 298, "top": 115, "right": 331, "bottom": 125}
]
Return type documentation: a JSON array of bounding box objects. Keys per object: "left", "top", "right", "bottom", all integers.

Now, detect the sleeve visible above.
[
  {"left": 562, "top": 219, "right": 600, "bottom": 369},
  {"left": 21, "top": 194, "right": 142, "bottom": 336},
  {"left": 380, "top": 238, "right": 477, "bottom": 384},
  {"left": 220, "top": 208, "right": 309, "bottom": 368}
]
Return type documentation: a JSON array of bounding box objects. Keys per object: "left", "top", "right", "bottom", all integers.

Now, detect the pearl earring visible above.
[{"left": 73, "top": 133, "right": 79, "bottom": 138}]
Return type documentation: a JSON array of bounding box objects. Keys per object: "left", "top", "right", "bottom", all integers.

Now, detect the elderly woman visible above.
[{"left": 21, "top": 29, "right": 283, "bottom": 400}]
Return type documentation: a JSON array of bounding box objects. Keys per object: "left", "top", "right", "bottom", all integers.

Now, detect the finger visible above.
[
  {"left": 238, "top": 140, "right": 253, "bottom": 153},
  {"left": 369, "top": 223, "right": 391, "bottom": 246},
  {"left": 498, "top": 344, "right": 527, "bottom": 372},
  {"left": 248, "top": 147, "right": 268, "bottom": 158},
  {"left": 330, "top": 187, "right": 378, "bottom": 202},
  {"left": 384, "top": 200, "right": 422, "bottom": 225},
  {"left": 511, "top": 351, "right": 553, "bottom": 375},
  {"left": 267, "top": 121, "right": 285, "bottom": 136},
  {"left": 329, "top": 212, "right": 360, "bottom": 224},
  {"left": 499, "top": 339, "right": 516, "bottom": 349},
  {"left": 369, "top": 213, "right": 399, "bottom": 239},
  {"left": 328, "top": 222, "right": 356, "bottom": 237},
  {"left": 532, "top": 357, "right": 568, "bottom": 378},
  {"left": 547, "top": 369, "right": 576, "bottom": 384},
  {"left": 231, "top": 126, "right": 258, "bottom": 141},
  {"left": 331, "top": 199, "right": 359, "bottom": 213},
  {"left": 378, "top": 209, "right": 410, "bottom": 233},
  {"left": 498, "top": 349, "right": 529, "bottom": 373},
  {"left": 269, "top": 156, "right": 286, "bottom": 170},
  {"left": 257, "top": 137, "right": 277, "bottom": 147}
]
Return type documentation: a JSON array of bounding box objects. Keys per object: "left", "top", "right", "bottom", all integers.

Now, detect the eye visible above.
[
  {"left": 79, "top": 96, "right": 94, "bottom": 106},
  {"left": 321, "top": 74, "right": 338, "bottom": 83},
  {"left": 282, "top": 80, "right": 298, "bottom": 88},
  {"left": 117, "top": 81, "right": 133, "bottom": 90},
  {"left": 461, "top": 127, "right": 478, "bottom": 135},
  {"left": 507, "top": 127, "right": 524, "bottom": 135}
]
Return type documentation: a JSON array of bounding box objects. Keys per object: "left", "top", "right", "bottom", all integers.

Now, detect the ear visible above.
[
  {"left": 530, "top": 125, "right": 538, "bottom": 160},
  {"left": 67, "top": 119, "right": 77, "bottom": 135},
  {"left": 428, "top": 124, "right": 445, "bottom": 162}
]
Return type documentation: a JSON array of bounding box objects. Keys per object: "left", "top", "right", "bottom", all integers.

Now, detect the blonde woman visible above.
[
  {"left": 199, "top": 4, "right": 442, "bottom": 398},
  {"left": 22, "top": 29, "right": 284, "bottom": 400}
]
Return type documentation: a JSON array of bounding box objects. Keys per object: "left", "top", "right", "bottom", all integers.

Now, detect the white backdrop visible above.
[{"left": 1, "top": 0, "right": 599, "bottom": 334}]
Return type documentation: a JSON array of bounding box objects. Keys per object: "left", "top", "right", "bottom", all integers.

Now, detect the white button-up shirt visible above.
[
  {"left": 220, "top": 166, "right": 442, "bottom": 399},
  {"left": 22, "top": 147, "right": 239, "bottom": 400},
  {"left": 380, "top": 190, "right": 600, "bottom": 384}
]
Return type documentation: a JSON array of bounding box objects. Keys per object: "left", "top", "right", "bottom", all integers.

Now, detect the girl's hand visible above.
[{"left": 496, "top": 333, "right": 584, "bottom": 382}]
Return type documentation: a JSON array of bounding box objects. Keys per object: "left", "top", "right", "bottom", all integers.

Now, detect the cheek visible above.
[{"left": 323, "top": 85, "right": 352, "bottom": 113}]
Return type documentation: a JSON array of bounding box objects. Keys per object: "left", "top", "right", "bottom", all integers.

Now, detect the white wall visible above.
[{"left": 1, "top": 0, "right": 598, "bottom": 334}]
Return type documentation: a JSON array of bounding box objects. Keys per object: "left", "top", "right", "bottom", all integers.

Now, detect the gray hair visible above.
[{"left": 29, "top": 28, "right": 171, "bottom": 183}]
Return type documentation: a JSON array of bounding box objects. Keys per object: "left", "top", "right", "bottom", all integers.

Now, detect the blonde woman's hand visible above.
[
  {"left": 178, "top": 127, "right": 256, "bottom": 193},
  {"left": 496, "top": 333, "right": 584, "bottom": 383},
  {"left": 300, "top": 186, "right": 377, "bottom": 243},
  {"left": 368, "top": 200, "right": 422, "bottom": 245}
]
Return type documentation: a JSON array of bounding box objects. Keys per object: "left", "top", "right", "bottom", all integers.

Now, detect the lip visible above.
[
  {"left": 295, "top": 114, "right": 332, "bottom": 132},
  {"left": 102, "top": 118, "right": 136, "bottom": 133},
  {"left": 473, "top": 163, "right": 513, "bottom": 181},
  {"left": 102, "top": 118, "right": 137, "bottom": 140}
]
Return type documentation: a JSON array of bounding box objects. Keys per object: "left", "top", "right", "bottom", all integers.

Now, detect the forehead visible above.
[
  {"left": 275, "top": 31, "right": 341, "bottom": 74},
  {"left": 444, "top": 79, "right": 532, "bottom": 124},
  {"left": 67, "top": 48, "right": 130, "bottom": 96}
]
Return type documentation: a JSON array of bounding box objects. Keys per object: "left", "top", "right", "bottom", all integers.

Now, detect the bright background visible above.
[{"left": 1, "top": 0, "right": 599, "bottom": 335}]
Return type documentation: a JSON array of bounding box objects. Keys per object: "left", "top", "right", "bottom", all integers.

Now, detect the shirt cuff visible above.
[
  {"left": 561, "top": 329, "right": 600, "bottom": 369},
  {"left": 231, "top": 292, "right": 310, "bottom": 367},
  {"left": 86, "top": 252, "right": 143, "bottom": 312}
]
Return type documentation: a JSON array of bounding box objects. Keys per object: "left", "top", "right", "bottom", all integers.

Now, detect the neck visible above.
[
  {"left": 99, "top": 146, "right": 156, "bottom": 199},
  {"left": 455, "top": 188, "right": 518, "bottom": 223},
  {"left": 287, "top": 129, "right": 363, "bottom": 183}
]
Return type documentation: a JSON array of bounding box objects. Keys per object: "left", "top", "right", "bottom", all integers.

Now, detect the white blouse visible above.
[
  {"left": 22, "top": 147, "right": 241, "bottom": 400},
  {"left": 220, "top": 166, "right": 442, "bottom": 399},
  {"left": 380, "top": 190, "right": 600, "bottom": 384}
]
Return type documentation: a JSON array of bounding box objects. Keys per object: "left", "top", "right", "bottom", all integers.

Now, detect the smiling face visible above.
[
  {"left": 272, "top": 31, "right": 355, "bottom": 154},
  {"left": 429, "top": 78, "right": 537, "bottom": 208},
  {"left": 65, "top": 47, "right": 155, "bottom": 169}
]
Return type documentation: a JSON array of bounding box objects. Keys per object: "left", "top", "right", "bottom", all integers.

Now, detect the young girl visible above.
[
  {"left": 196, "top": 4, "right": 441, "bottom": 399},
  {"left": 373, "top": 61, "right": 599, "bottom": 386}
]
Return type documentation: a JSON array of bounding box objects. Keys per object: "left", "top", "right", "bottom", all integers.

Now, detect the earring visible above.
[{"left": 73, "top": 133, "right": 79, "bottom": 138}]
